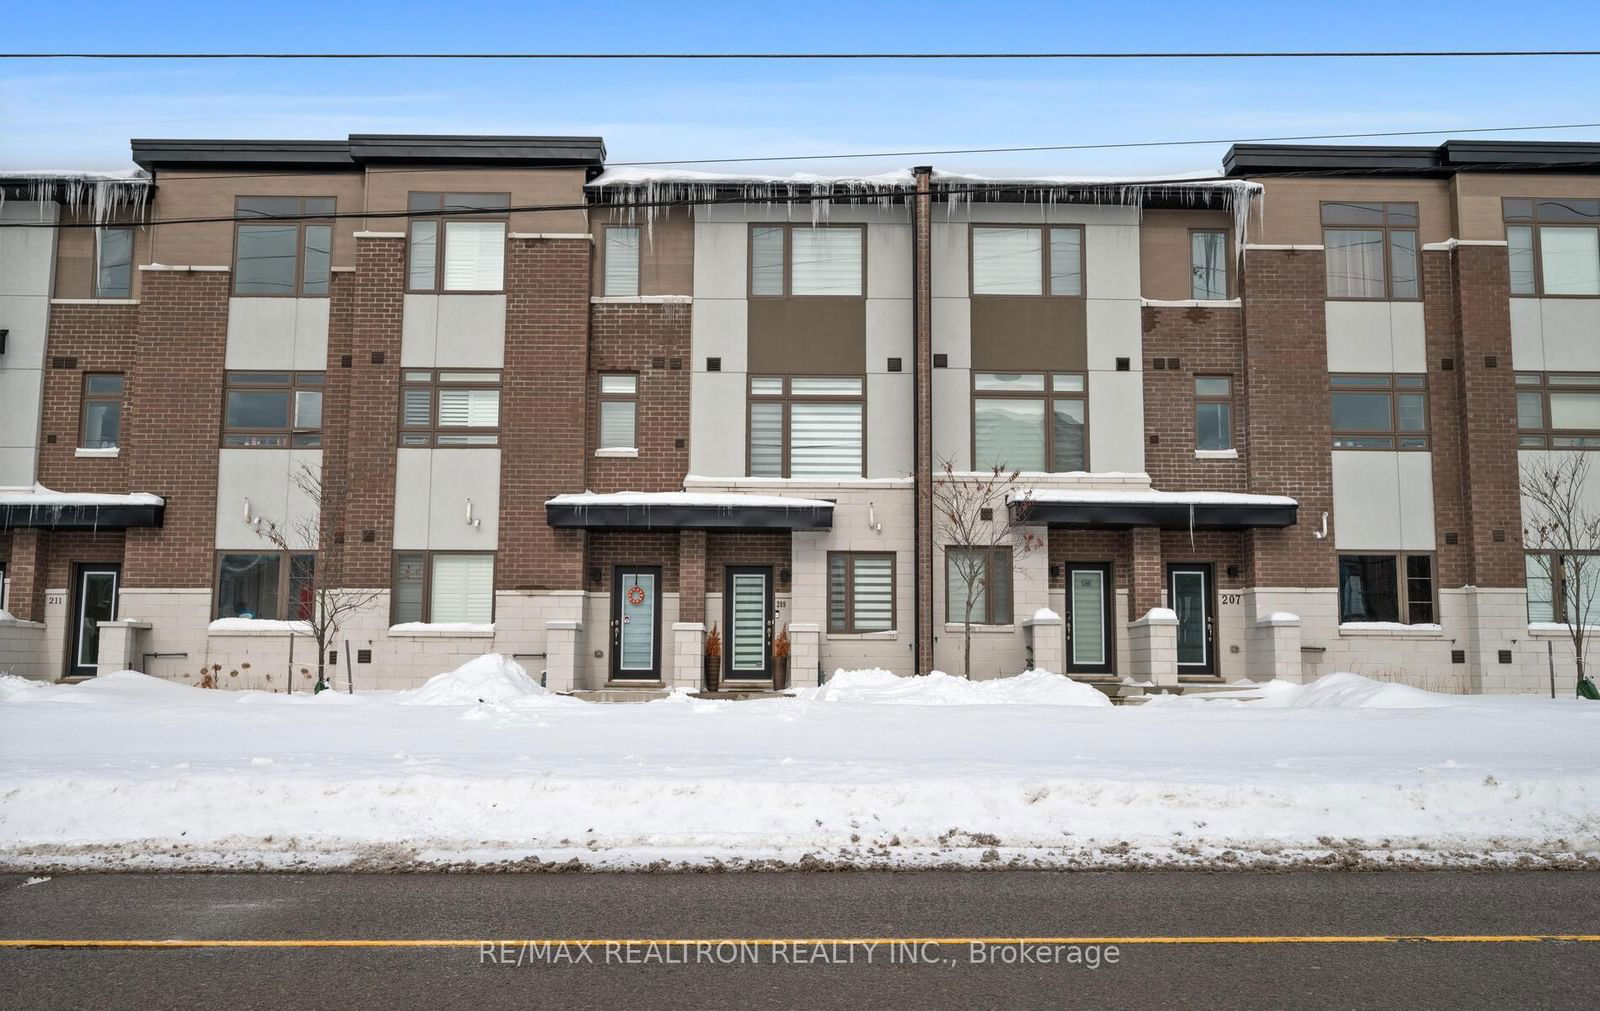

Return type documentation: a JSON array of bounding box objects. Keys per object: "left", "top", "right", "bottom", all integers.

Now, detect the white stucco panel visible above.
[
  {"left": 0, "top": 295, "right": 50, "bottom": 365},
  {"left": 867, "top": 373, "right": 914, "bottom": 479},
  {"left": 930, "top": 297, "right": 971, "bottom": 368},
  {"left": 1088, "top": 371, "right": 1144, "bottom": 473},
  {"left": 1332, "top": 451, "right": 1406, "bottom": 550},
  {"left": 689, "top": 298, "right": 748, "bottom": 373},
  {"left": 1509, "top": 298, "right": 1545, "bottom": 371},
  {"left": 1084, "top": 298, "right": 1142, "bottom": 371},
  {"left": 865, "top": 298, "right": 913, "bottom": 365},
  {"left": 226, "top": 298, "right": 330, "bottom": 371},
  {"left": 1389, "top": 301, "right": 1427, "bottom": 373},
  {"left": 931, "top": 366, "right": 972, "bottom": 470},
  {"left": 1396, "top": 452, "right": 1436, "bottom": 550},
  {"left": 216, "top": 449, "right": 322, "bottom": 550},
  {"left": 425, "top": 449, "right": 500, "bottom": 549},
  {"left": 392, "top": 449, "right": 433, "bottom": 550},
  {"left": 1324, "top": 301, "right": 1393, "bottom": 373},
  {"left": 1536, "top": 298, "right": 1600, "bottom": 372},
  {"left": 866, "top": 223, "right": 912, "bottom": 300},
  {"left": 692, "top": 223, "right": 749, "bottom": 300},
  {"left": 401, "top": 294, "right": 505, "bottom": 368},
  {"left": 930, "top": 223, "right": 968, "bottom": 297},
  {"left": 1085, "top": 225, "right": 1140, "bottom": 300},
  {"left": 689, "top": 371, "right": 746, "bottom": 477}
]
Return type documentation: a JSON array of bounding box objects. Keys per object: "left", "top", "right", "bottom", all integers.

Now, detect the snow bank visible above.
[
  {"left": 798, "top": 669, "right": 1111, "bottom": 707},
  {"left": 396, "top": 654, "right": 579, "bottom": 707},
  {"left": 1148, "top": 672, "right": 1463, "bottom": 710}
]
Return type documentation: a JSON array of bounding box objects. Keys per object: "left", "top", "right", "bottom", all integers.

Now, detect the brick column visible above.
[
  {"left": 677, "top": 529, "right": 706, "bottom": 623},
  {"left": 912, "top": 166, "right": 935, "bottom": 674},
  {"left": 1130, "top": 526, "right": 1164, "bottom": 617},
  {"left": 6, "top": 529, "right": 44, "bottom": 622},
  {"left": 340, "top": 236, "right": 405, "bottom": 587}
]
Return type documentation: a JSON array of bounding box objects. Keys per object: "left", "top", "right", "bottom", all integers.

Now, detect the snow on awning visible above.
[
  {"left": 546, "top": 491, "right": 833, "bottom": 531},
  {"left": 0, "top": 485, "right": 166, "bottom": 531},
  {"left": 1009, "top": 489, "right": 1296, "bottom": 531},
  {"left": 1, "top": 169, "right": 153, "bottom": 224}
]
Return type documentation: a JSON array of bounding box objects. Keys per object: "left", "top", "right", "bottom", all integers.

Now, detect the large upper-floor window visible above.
[
  {"left": 750, "top": 224, "right": 863, "bottom": 296},
  {"left": 233, "top": 197, "right": 334, "bottom": 296},
  {"left": 972, "top": 372, "right": 1086, "bottom": 473},
  {"left": 1516, "top": 372, "right": 1600, "bottom": 448},
  {"left": 407, "top": 192, "right": 509, "bottom": 293},
  {"left": 971, "top": 225, "right": 1082, "bottom": 296},
  {"left": 748, "top": 375, "right": 864, "bottom": 478},
  {"left": 222, "top": 372, "right": 324, "bottom": 448},
  {"left": 215, "top": 551, "right": 315, "bottom": 621},
  {"left": 1322, "top": 201, "right": 1418, "bottom": 300},
  {"left": 79, "top": 373, "right": 124, "bottom": 449},
  {"left": 392, "top": 551, "right": 495, "bottom": 625},
  {"left": 1191, "top": 230, "right": 1228, "bottom": 300},
  {"left": 400, "top": 370, "right": 500, "bottom": 447},
  {"left": 1330, "top": 374, "right": 1428, "bottom": 449},
  {"left": 602, "top": 226, "right": 641, "bottom": 296},
  {"left": 95, "top": 226, "right": 133, "bottom": 298},
  {"left": 1339, "top": 553, "right": 1435, "bottom": 625},
  {"left": 1505, "top": 198, "right": 1600, "bottom": 296},
  {"left": 828, "top": 552, "right": 896, "bottom": 634}
]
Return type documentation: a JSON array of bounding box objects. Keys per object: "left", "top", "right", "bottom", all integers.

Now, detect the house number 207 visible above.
[{"left": 1220, "top": 593, "right": 1242, "bottom": 605}]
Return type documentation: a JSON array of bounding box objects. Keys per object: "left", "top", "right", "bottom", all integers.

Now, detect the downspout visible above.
[{"left": 912, "top": 166, "right": 934, "bottom": 675}]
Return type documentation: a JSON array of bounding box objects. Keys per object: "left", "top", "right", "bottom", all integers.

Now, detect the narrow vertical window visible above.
[
  {"left": 604, "top": 226, "right": 641, "bottom": 297},
  {"left": 95, "top": 226, "right": 133, "bottom": 298},
  {"left": 1190, "top": 230, "right": 1227, "bottom": 300},
  {"left": 750, "top": 226, "right": 786, "bottom": 295},
  {"left": 1048, "top": 227, "right": 1083, "bottom": 296},
  {"left": 598, "top": 373, "right": 638, "bottom": 450},
  {"left": 80, "top": 373, "right": 124, "bottom": 449},
  {"left": 1194, "top": 376, "right": 1234, "bottom": 451}
]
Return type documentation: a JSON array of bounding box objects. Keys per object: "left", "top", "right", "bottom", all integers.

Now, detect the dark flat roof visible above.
[
  {"left": 1011, "top": 498, "right": 1296, "bottom": 531},
  {"left": 1225, "top": 140, "right": 1600, "bottom": 177},
  {"left": 133, "top": 134, "right": 605, "bottom": 171}
]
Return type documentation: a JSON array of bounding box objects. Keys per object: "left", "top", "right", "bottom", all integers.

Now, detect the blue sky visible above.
[{"left": 4, "top": 0, "right": 1600, "bottom": 175}]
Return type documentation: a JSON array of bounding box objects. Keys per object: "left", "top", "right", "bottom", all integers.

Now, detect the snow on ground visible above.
[{"left": 1, "top": 657, "right": 1597, "bottom": 872}]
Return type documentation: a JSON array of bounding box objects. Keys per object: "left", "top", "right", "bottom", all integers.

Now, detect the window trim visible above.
[
  {"left": 826, "top": 551, "right": 898, "bottom": 634},
  {"left": 78, "top": 372, "right": 124, "bottom": 450},
  {"left": 969, "top": 371, "right": 1089, "bottom": 473},
  {"left": 1516, "top": 372, "right": 1600, "bottom": 448},
  {"left": 230, "top": 196, "right": 336, "bottom": 297},
  {"left": 404, "top": 192, "right": 511, "bottom": 295},
  {"left": 1188, "top": 228, "right": 1230, "bottom": 300},
  {"left": 399, "top": 368, "right": 502, "bottom": 447},
  {"left": 745, "top": 223, "right": 866, "bottom": 299},
  {"left": 1194, "top": 374, "right": 1235, "bottom": 452},
  {"left": 0, "top": 559, "right": 8, "bottom": 611},
  {"left": 1330, "top": 374, "right": 1430, "bottom": 450},
  {"left": 1337, "top": 551, "right": 1437, "bottom": 625},
  {"left": 968, "top": 224, "right": 1086, "bottom": 298},
  {"left": 1525, "top": 549, "right": 1600, "bottom": 623},
  {"left": 94, "top": 225, "right": 134, "bottom": 298},
  {"left": 945, "top": 545, "right": 1014, "bottom": 625},
  {"left": 212, "top": 550, "right": 316, "bottom": 622},
  {"left": 1319, "top": 201, "right": 1421, "bottom": 302},
  {"left": 390, "top": 550, "right": 497, "bottom": 625},
  {"left": 220, "top": 371, "right": 325, "bottom": 448},
  {"left": 746, "top": 374, "right": 867, "bottom": 478},
  {"left": 1503, "top": 197, "right": 1600, "bottom": 298},
  {"left": 597, "top": 371, "right": 639, "bottom": 451}
]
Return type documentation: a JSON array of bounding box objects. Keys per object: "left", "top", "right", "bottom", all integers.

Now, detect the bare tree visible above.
[
  {"left": 933, "top": 458, "right": 1040, "bottom": 679},
  {"left": 1521, "top": 452, "right": 1600, "bottom": 698},
  {"left": 256, "top": 461, "right": 383, "bottom": 692}
]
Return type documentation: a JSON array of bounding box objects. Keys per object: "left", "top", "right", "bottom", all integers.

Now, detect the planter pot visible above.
[
  {"left": 773, "top": 656, "right": 790, "bottom": 691},
  {"left": 704, "top": 656, "right": 721, "bottom": 692}
]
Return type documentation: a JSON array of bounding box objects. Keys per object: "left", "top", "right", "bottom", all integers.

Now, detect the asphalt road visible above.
[{"left": 3, "top": 871, "right": 1598, "bottom": 1009}]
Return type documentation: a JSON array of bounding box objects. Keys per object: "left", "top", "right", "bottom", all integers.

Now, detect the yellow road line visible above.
[{"left": 4, "top": 935, "right": 1600, "bottom": 949}]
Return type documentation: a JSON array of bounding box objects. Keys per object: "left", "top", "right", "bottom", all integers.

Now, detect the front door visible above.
[
  {"left": 71, "top": 563, "right": 120, "bottom": 677},
  {"left": 611, "top": 566, "right": 662, "bottom": 682},
  {"left": 723, "top": 566, "right": 773, "bottom": 682},
  {"left": 1169, "top": 563, "right": 1216, "bottom": 677},
  {"left": 1063, "top": 563, "right": 1113, "bottom": 675}
]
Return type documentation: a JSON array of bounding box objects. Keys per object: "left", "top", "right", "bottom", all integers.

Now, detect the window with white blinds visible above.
[
  {"left": 429, "top": 554, "right": 495, "bottom": 624},
  {"left": 604, "top": 227, "right": 641, "bottom": 296},
  {"left": 407, "top": 192, "right": 509, "bottom": 292},
  {"left": 748, "top": 376, "right": 864, "bottom": 478},
  {"left": 748, "top": 225, "right": 863, "bottom": 296},
  {"left": 598, "top": 373, "right": 637, "bottom": 449},
  {"left": 400, "top": 370, "right": 500, "bottom": 446},
  {"left": 828, "top": 553, "right": 895, "bottom": 633},
  {"left": 972, "top": 225, "right": 1083, "bottom": 296},
  {"left": 443, "top": 221, "right": 506, "bottom": 291},
  {"left": 751, "top": 226, "right": 785, "bottom": 295}
]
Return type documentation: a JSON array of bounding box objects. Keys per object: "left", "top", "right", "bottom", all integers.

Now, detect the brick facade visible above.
[
  {"left": 36, "top": 303, "right": 139, "bottom": 493},
  {"left": 587, "top": 303, "right": 691, "bottom": 494},
  {"left": 1141, "top": 306, "right": 1248, "bottom": 493}
]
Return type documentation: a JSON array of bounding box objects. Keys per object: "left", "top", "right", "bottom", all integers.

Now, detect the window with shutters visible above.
[
  {"left": 1504, "top": 198, "right": 1600, "bottom": 296},
  {"left": 598, "top": 373, "right": 638, "bottom": 450},
  {"left": 222, "top": 372, "right": 324, "bottom": 447},
  {"left": 828, "top": 553, "right": 896, "bottom": 633},
  {"left": 233, "top": 197, "right": 334, "bottom": 296},
  {"left": 748, "top": 375, "right": 864, "bottom": 478},
  {"left": 399, "top": 370, "right": 500, "bottom": 446},
  {"left": 970, "top": 225, "right": 1083, "bottom": 296},
  {"left": 602, "top": 226, "right": 640, "bottom": 296},
  {"left": 391, "top": 552, "right": 495, "bottom": 625},
  {"left": 406, "top": 192, "right": 509, "bottom": 292},
  {"left": 971, "top": 372, "right": 1086, "bottom": 472},
  {"left": 946, "top": 546, "right": 1013, "bottom": 625},
  {"left": 748, "top": 224, "right": 863, "bottom": 297}
]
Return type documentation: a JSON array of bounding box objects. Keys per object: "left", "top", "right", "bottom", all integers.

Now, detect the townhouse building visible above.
[{"left": 1, "top": 135, "right": 1596, "bottom": 693}]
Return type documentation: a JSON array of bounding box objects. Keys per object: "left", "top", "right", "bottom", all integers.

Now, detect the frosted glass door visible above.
[
  {"left": 1170, "top": 565, "right": 1213, "bottom": 674},
  {"left": 727, "top": 570, "right": 771, "bottom": 677},
  {"left": 1069, "top": 569, "right": 1106, "bottom": 667},
  {"left": 614, "top": 569, "right": 658, "bottom": 679}
]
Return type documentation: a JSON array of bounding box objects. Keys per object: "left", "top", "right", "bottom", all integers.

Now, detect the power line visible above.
[{"left": 5, "top": 49, "right": 1600, "bottom": 60}]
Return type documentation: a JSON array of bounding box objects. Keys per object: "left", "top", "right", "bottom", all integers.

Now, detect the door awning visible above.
[
  {"left": 1009, "top": 489, "right": 1297, "bottom": 531},
  {"left": 0, "top": 485, "right": 166, "bottom": 530},
  {"left": 546, "top": 491, "right": 834, "bottom": 531}
]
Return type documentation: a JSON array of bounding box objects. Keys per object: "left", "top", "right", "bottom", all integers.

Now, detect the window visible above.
[
  {"left": 215, "top": 552, "right": 315, "bottom": 621},
  {"left": 971, "top": 225, "right": 1082, "bottom": 296},
  {"left": 400, "top": 370, "right": 500, "bottom": 446},
  {"left": 598, "top": 373, "right": 638, "bottom": 450},
  {"left": 972, "top": 372, "right": 1086, "bottom": 472},
  {"left": 748, "top": 225, "right": 863, "bottom": 296},
  {"left": 1505, "top": 198, "right": 1600, "bottom": 296},
  {"left": 1526, "top": 551, "right": 1600, "bottom": 623},
  {"left": 233, "top": 197, "right": 334, "bottom": 296},
  {"left": 748, "top": 376, "right": 864, "bottom": 477},
  {"left": 95, "top": 226, "right": 133, "bottom": 297},
  {"left": 392, "top": 552, "right": 494, "bottom": 624},
  {"left": 1338, "top": 553, "right": 1435, "bottom": 624},
  {"left": 828, "top": 553, "right": 895, "bottom": 633},
  {"left": 603, "top": 226, "right": 641, "bottom": 297},
  {"left": 1516, "top": 372, "right": 1600, "bottom": 448},
  {"left": 946, "top": 546, "right": 1013, "bottom": 625},
  {"left": 1330, "top": 374, "right": 1428, "bottom": 449},
  {"left": 1321, "top": 201, "right": 1419, "bottom": 300},
  {"left": 1194, "top": 376, "right": 1234, "bottom": 451},
  {"left": 79, "top": 373, "right": 123, "bottom": 449},
  {"left": 1190, "top": 230, "right": 1227, "bottom": 300},
  {"left": 407, "top": 192, "right": 510, "bottom": 292},
  {"left": 222, "top": 372, "right": 323, "bottom": 447}
]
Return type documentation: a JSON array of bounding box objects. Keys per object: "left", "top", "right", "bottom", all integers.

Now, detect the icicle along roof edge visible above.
[{"left": 0, "top": 170, "right": 154, "bottom": 225}]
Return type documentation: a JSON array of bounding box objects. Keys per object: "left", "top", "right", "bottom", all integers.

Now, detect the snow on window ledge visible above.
[
  {"left": 825, "top": 630, "right": 899, "bottom": 641},
  {"left": 1527, "top": 622, "right": 1600, "bottom": 637},
  {"left": 208, "top": 618, "right": 313, "bottom": 635},
  {"left": 1338, "top": 622, "right": 1443, "bottom": 638},
  {"left": 594, "top": 447, "right": 640, "bottom": 458},
  {"left": 74, "top": 447, "right": 120, "bottom": 458},
  {"left": 943, "top": 623, "right": 1017, "bottom": 634},
  {"left": 1194, "top": 449, "right": 1238, "bottom": 460},
  {"left": 388, "top": 622, "right": 495, "bottom": 637}
]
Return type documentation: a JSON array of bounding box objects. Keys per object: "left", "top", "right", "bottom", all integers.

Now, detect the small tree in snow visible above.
[
  {"left": 1521, "top": 452, "right": 1600, "bottom": 697},
  {"left": 256, "top": 462, "right": 382, "bottom": 692},
  {"left": 933, "top": 458, "right": 1040, "bottom": 679}
]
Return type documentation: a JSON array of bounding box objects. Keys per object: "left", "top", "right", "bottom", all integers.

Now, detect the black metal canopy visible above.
[
  {"left": 0, "top": 500, "right": 165, "bottom": 531},
  {"left": 1011, "top": 497, "right": 1296, "bottom": 531},
  {"left": 546, "top": 496, "right": 832, "bottom": 531}
]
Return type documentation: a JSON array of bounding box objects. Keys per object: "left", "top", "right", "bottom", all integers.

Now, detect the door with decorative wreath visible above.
[{"left": 610, "top": 566, "right": 663, "bottom": 682}]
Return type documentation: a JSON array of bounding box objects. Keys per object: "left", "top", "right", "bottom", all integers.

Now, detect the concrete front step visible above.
[{"left": 1083, "top": 679, "right": 1267, "bottom": 705}]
